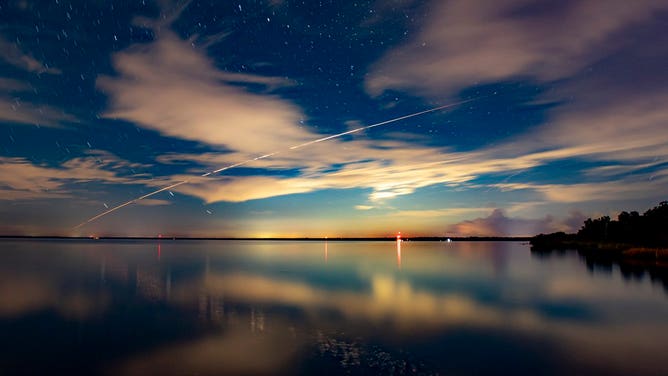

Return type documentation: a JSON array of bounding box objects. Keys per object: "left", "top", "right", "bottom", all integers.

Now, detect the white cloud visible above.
[
  {"left": 354, "top": 205, "right": 374, "bottom": 210},
  {"left": 159, "top": 142, "right": 541, "bottom": 203},
  {"left": 97, "top": 32, "right": 310, "bottom": 155},
  {"left": 358, "top": 0, "right": 668, "bottom": 220},
  {"left": 89, "top": 1, "right": 668, "bottom": 229}
]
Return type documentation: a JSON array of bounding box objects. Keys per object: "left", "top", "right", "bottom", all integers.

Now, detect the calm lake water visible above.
[{"left": 1, "top": 239, "right": 667, "bottom": 375}]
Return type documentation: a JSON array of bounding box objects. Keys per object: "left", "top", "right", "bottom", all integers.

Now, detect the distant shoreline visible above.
[
  {"left": 0, "top": 235, "right": 531, "bottom": 242},
  {"left": 530, "top": 234, "right": 668, "bottom": 261}
]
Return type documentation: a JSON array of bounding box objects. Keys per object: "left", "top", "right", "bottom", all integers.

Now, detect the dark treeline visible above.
[
  {"left": 533, "top": 201, "right": 668, "bottom": 249},
  {"left": 577, "top": 201, "right": 668, "bottom": 247}
]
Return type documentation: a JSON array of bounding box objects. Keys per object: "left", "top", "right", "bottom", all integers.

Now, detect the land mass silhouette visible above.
[{"left": 531, "top": 201, "right": 668, "bottom": 261}]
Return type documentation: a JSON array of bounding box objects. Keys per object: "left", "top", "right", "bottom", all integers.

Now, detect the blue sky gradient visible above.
[{"left": 1, "top": 0, "right": 667, "bottom": 237}]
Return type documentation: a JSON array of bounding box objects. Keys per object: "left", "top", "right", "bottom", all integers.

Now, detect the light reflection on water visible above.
[{"left": 0, "top": 239, "right": 667, "bottom": 375}]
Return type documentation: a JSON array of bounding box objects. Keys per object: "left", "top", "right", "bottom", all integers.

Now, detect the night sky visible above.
[{"left": 1, "top": 0, "right": 667, "bottom": 237}]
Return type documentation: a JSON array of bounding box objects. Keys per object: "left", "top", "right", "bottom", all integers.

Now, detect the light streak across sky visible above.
[
  {"left": 73, "top": 97, "right": 480, "bottom": 229},
  {"left": 4, "top": 0, "right": 667, "bottom": 238}
]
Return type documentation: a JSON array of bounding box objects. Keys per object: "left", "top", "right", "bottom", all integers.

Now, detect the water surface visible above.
[{"left": 1, "top": 239, "right": 667, "bottom": 375}]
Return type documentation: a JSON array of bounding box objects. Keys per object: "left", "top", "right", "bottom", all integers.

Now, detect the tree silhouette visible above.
[{"left": 575, "top": 202, "right": 668, "bottom": 247}]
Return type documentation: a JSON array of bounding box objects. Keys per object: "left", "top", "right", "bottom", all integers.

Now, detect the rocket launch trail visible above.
[{"left": 73, "top": 97, "right": 480, "bottom": 229}]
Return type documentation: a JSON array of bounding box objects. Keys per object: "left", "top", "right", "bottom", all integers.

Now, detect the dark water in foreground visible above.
[{"left": 1, "top": 240, "right": 667, "bottom": 375}]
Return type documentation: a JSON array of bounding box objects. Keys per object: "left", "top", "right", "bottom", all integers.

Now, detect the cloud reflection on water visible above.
[{"left": 1, "top": 240, "right": 668, "bottom": 375}]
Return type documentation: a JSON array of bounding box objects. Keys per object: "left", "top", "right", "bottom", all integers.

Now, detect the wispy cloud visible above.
[
  {"left": 366, "top": 0, "right": 668, "bottom": 97},
  {"left": 70, "top": 0, "right": 668, "bottom": 232},
  {"left": 0, "top": 152, "right": 153, "bottom": 201},
  {"left": 0, "top": 35, "right": 61, "bottom": 74},
  {"left": 490, "top": 175, "right": 668, "bottom": 204},
  {"left": 156, "top": 141, "right": 540, "bottom": 204},
  {"left": 354, "top": 205, "right": 374, "bottom": 210},
  {"left": 0, "top": 98, "right": 74, "bottom": 127},
  {"left": 365, "top": 0, "right": 668, "bottom": 169},
  {"left": 0, "top": 39, "right": 72, "bottom": 127},
  {"left": 97, "top": 29, "right": 546, "bottom": 205},
  {"left": 387, "top": 207, "right": 494, "bottom": 219},
  {"left": 359, "top": 0, "right": 668, "bottom": 222}
]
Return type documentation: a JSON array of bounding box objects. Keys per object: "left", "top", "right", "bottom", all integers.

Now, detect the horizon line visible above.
[{"left": 0, "top": 235, "right": 532, "bottom": 241}]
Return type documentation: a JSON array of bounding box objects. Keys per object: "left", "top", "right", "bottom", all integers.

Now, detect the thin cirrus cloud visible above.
[
  {"left": 364, "top": 0, "right": 668, "bottom": 215},
  {"left": 155, "top": 139, "right": 545, "bottom": 204},
  {"left": 0, "top": 98, "right": 74, "bottom": 128},
  {"left": 0, "top": 78, "right": 71, "bottom": 128},
  {"left": 0, "top": 36, "right": 61, "bottom": 75},
  {"left": 0, "top": 37, "right": 71, "bottom": 127},
  {"left": 365, "top": 0, "right": 668, "bottom": 167},
  {"left": 490, "top": 176, "right": 668, "bottom": 205},
  {"left": 96, "top": 30, "right": 543, "bottom": 206},
  {"left": 0, "top": 21, "right": 540, "bottom": 224},
  {"left": 77, "top": 0, "right": 667, "bottom": 236},
  {"left": 0, "top": 151, "right": 152, "bottom": 201},
  {"left": 156, "top": 133, "right": 666, "bottom": 208},
  {"left": 365, "top": 0, "right": 668, "bottom": 97}
]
